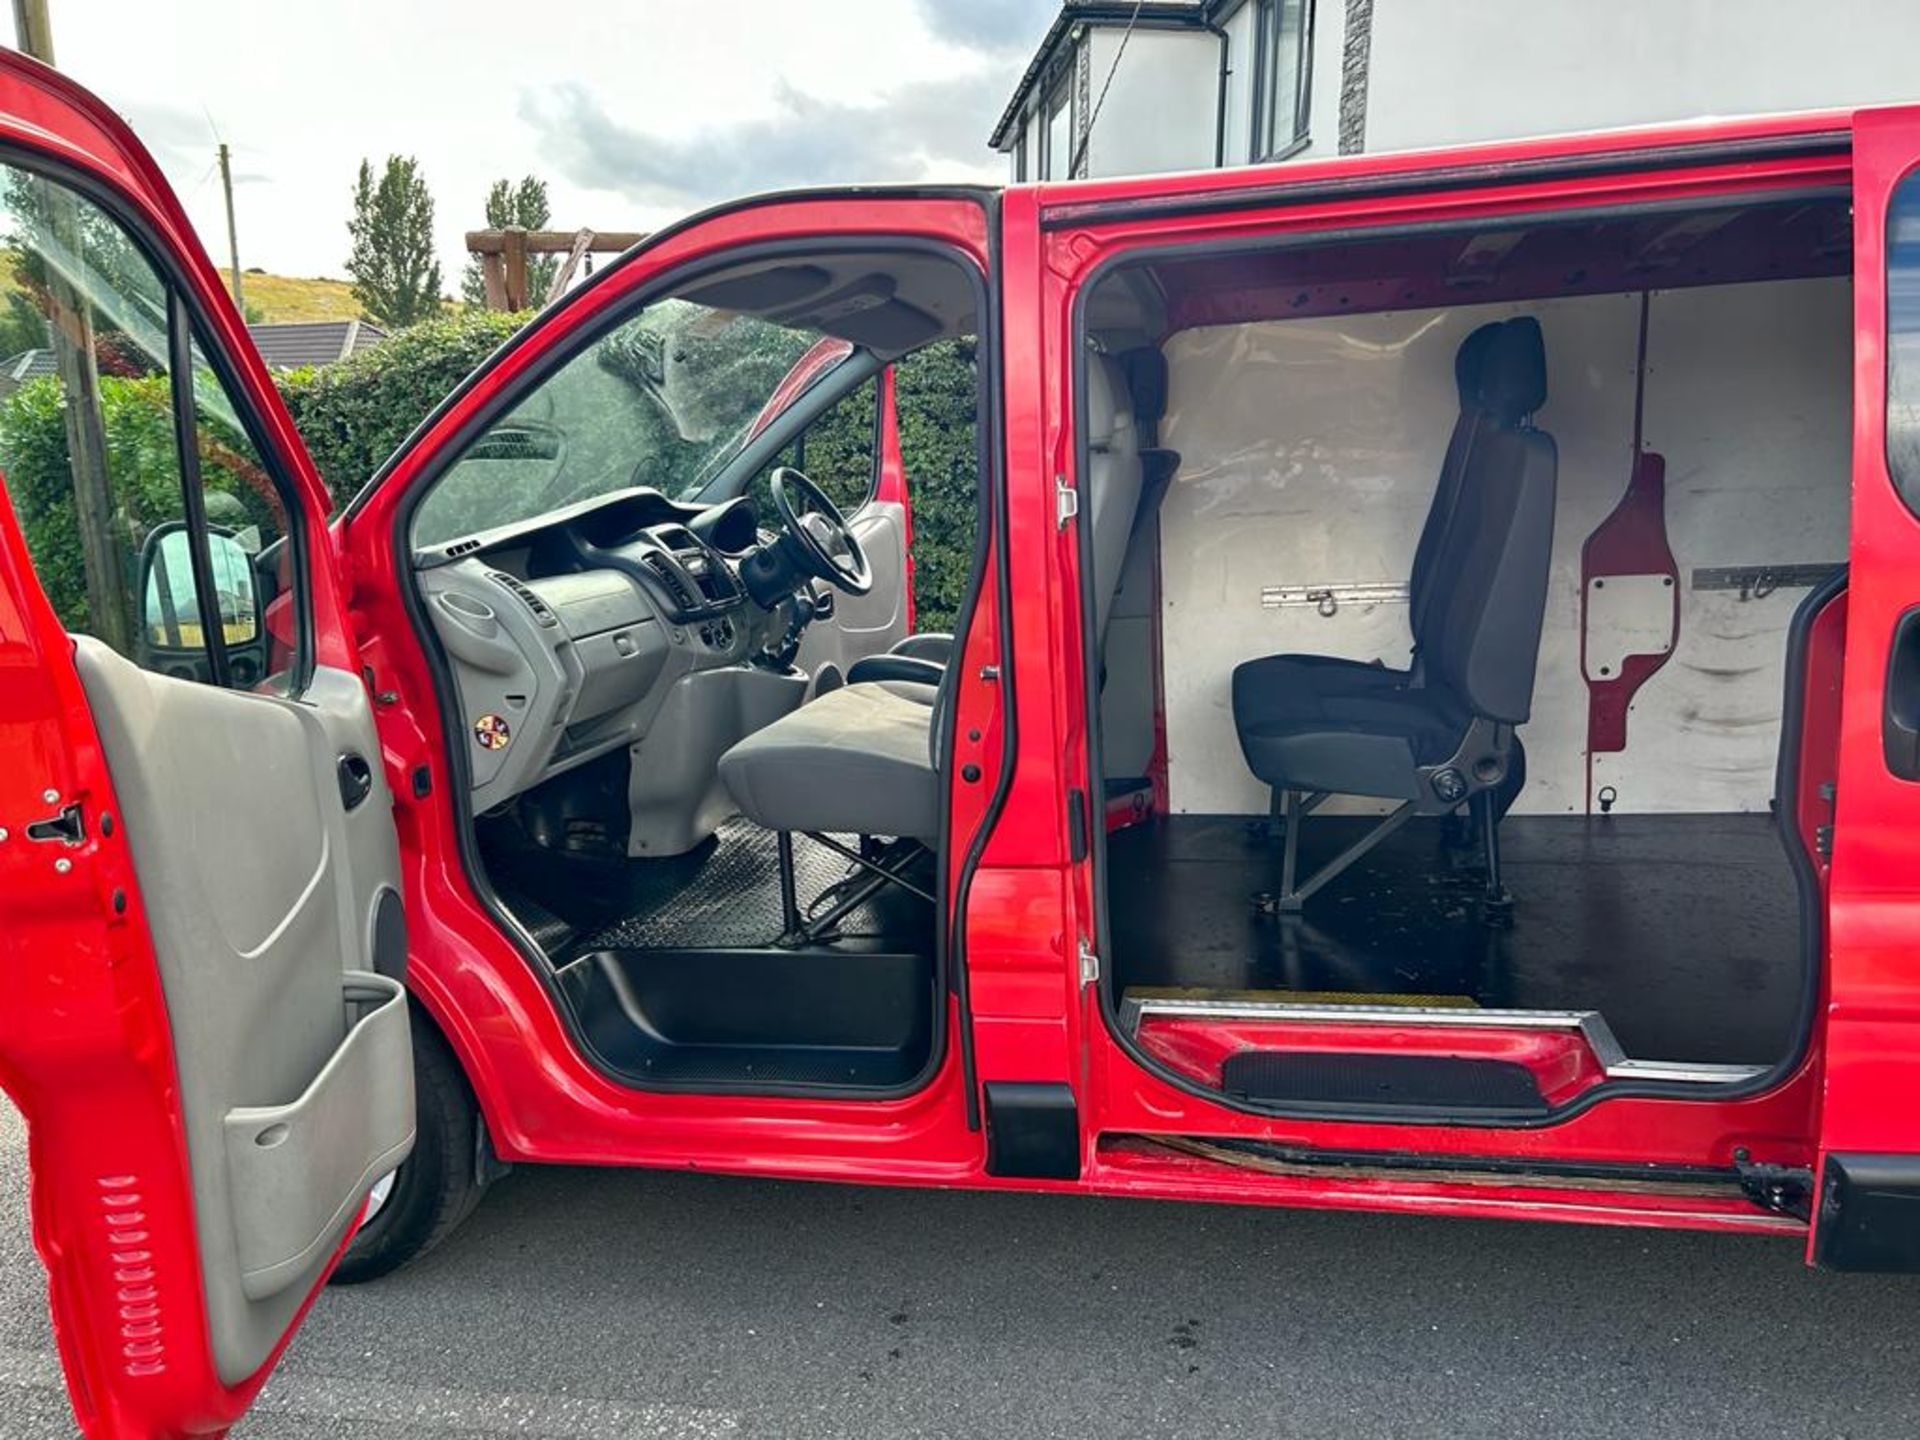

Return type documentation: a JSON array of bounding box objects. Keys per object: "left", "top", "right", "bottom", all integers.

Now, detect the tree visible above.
[
  {"left": 461, "top": 176, "right": 557, "bottom": 305},
  {"left": 346, "top": 156, "right": 442, "bottom": 328}
]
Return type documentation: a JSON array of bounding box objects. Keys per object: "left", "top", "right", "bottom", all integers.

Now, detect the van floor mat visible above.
[
  {"left": 1219, "top": 1051, "right": 1550, "bottom": 1117},
  {"left": 557, "top": 943, "right": 936, "bottom": 1092},
  {"left": 524, "top": 823, "right": 932, "bottom": 961}
]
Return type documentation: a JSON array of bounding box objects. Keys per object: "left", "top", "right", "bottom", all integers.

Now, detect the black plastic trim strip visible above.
[
  {"left": 1813, "top": 1152, "right": 1920, "bottom": 1271},
  {"left": 166, "top": 290, "right": 232, "bottom": 688},
  {"left": 1124, "top": 1134, "right": 1756, "bottom": 1191},
  {"left": 1040, "top": 128, "right": 1851, "bottom": 230},
  {"left": 1068, "top": 190, "right": 1849, "bottom": 1129},
  {"left": 984, "top": 1081, "right": 1081, "bottom": 1179},
  {"left": 390, "top": 228, "right": 1000, "bottom": 1105}
]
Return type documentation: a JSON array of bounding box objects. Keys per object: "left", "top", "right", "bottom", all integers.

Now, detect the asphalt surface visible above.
[{"left": 4, "top": 1099, "right": 1918, "bottom": 1438}]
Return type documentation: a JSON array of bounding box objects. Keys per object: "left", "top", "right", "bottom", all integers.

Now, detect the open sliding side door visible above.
[
  {"left": 1815, "top": 103, "right": 1920, "bottom": 1270},
  {"left": 0, "top": 52, "right": 414, "bottom": 1436}
]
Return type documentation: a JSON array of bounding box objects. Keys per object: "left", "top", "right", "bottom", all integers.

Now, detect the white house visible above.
[{"left": 990, "top": 0, "right": 1920, "bottom": 181}]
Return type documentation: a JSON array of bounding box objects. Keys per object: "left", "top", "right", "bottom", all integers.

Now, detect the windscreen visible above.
[{"left": 411, "top": 300, "right": 849, "bottom": 549}]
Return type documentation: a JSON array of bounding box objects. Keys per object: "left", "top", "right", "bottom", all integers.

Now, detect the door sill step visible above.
[{"left": 1120, "top": 992, "right": 1768, "bottom": 1088}]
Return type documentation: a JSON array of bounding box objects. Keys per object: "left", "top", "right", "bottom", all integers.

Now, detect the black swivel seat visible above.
[{"left": 1230, "top": 318, "right": 1556, "bottom": 913}]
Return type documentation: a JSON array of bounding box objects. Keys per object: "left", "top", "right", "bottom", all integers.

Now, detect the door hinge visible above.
[
  {"left": 1056, "top": 474, "right": 1079, "bottom": 529},
  {"left": 1815, "top": 780, "right": 1837, "bottom": 860},
  {"left": 1077, "top": 937, "right": 1100, "bottom": 987}
]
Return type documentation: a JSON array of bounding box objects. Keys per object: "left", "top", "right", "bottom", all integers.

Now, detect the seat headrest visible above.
[
  {"left": 1085, "top": 352, "right": 1134, "bottom": 447},
  {"left": 1454, "top": 322, "right": 1502, "bottom": 410},
  {"left": 1122, "top": 347, "right": 1169, "bottom": 426},
  {"left": 1478, "top": 317, "right": 1547, "bottom": 423}
]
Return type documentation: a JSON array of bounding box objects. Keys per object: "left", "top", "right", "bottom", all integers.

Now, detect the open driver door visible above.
[{"left": 0, "top": 52, "right": 415, "bottom": 1436}]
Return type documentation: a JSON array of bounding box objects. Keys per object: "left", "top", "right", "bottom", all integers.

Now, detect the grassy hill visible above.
[
  {"left": 226, "top": 272, "right": 365, "bottom": 323},
  {"left": 0, "top": 249, "right": 367, "bottom": 325}
]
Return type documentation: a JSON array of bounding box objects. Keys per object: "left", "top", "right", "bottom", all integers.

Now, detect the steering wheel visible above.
[{"left": 770, "top": 466, "right": 872, "bottom": 596}]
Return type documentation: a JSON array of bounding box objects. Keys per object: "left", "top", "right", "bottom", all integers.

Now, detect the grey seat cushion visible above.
[
  {"left": 719, "top": 681, "right": 940, "bottom": 843},
  {"left": 1232, "top": 657, "right": 1473, "bottom": 800}
]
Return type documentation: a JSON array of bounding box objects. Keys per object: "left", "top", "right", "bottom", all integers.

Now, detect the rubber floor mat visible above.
[{"left": 566, "top": 822, "right": 898, "bottom": 957}]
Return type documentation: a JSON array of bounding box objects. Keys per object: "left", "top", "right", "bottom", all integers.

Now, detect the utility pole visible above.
[
  {"left": 218, "top": 141, "right": 244, "bottom": 312},
  {"left": 11, "top": 0, "right": 133, "bottom": 652},
  {"left": 11, "top": 0, "right": 51, "bottom": 60}
]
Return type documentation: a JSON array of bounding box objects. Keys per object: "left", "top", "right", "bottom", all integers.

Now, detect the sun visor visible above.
[{"left": 680, "top": 264, "right": 834, "bottom": 312}]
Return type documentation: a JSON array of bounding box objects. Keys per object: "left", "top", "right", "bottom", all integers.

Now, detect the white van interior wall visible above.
[{"left": 1153, "top": 277, "right": 1851, "bottom": 817}]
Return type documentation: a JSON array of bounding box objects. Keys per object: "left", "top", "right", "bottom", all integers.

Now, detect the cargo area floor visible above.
[{"left": 1105, "top": 813, "right": 1804, "bottom": 1066}]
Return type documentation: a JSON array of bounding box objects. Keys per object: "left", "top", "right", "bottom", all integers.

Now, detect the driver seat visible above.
[
  {"left": 843, "top": 349, "right": 1171, "bottom": 693},
  {"left": 720, "top": 348, "right": 1161, "bottom": 857}
]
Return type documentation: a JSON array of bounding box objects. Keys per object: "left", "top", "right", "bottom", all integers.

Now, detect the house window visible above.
[
  {"left": 1253, "top": 0, "right": 1312, "bottom": 160},
  {"left": 1015, "top": 120, "right": 1029, "bottom": 182},
  {"left": 1043, "top": 75, "right": 1072, "bottom": 180}
]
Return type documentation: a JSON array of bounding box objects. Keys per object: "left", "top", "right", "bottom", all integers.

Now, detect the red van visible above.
[{"left": 4, "top": 47, "right": 1920, "bottom": 1439}]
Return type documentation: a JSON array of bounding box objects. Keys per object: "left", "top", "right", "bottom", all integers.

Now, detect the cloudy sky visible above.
[{"left": 8, "top": 0, "right": 1057, "bottom": 285}]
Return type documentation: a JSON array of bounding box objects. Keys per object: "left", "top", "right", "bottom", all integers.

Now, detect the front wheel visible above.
[{"left": 332, "top": 1012, "right": 494, "bottom": 1284}]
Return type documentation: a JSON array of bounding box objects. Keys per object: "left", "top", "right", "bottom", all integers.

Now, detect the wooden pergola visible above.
[{"left": 465, "top": 226, "right": 648, "bottom": 310}]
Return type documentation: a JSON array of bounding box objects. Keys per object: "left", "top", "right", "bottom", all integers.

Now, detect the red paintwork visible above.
[
  {"left": 1581, "top": 294, "right": 1681, "bottom": 778},
  {"left": 341, "top": 195, "right": 1001, "bottom": 1184},
  {"left": 746, "top": 335, "right": 852, "bottom": 442},
  {"left": 1038, "top": 122, "right": 1861, "bottom": 1198},
  {"left": 1103, "top": 783, "right": 1152, "bottom": 832},
  {"left": 1, "top": 46, "right": 1913, "bottom": 1430},
  {"left": 1816, "top": 107, "right": 1920, "bottom": 1251},
  {"left": 1135, "top": 1015, "right": 1607, "bottom": 1106},
  {"left": 0, "top": 53, "right": 369, "bottom": 1440},
  {"left": 1794, "top": 591, "right": 1847, "bottom": 905}
]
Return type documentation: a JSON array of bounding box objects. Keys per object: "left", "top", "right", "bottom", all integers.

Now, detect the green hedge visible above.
[
  {"left": 2, "top": 309, "right": 979, "bottom": 635},
  {"left": 891, "top": 338, "right": 980, "bottom": 630},
  {"left": 275, "top": 309, "right": 528, "bottom": 505},
  {"left": 743, "top": 338, "right": 981, "bottom": 629},
  {"left": 0, "top": 373, "right": 274, "bottom": 635}
]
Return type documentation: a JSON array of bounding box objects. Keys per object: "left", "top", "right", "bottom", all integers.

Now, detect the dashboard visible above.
[{"left": 415, "top": 487, "right": 803, "bottom": 833}]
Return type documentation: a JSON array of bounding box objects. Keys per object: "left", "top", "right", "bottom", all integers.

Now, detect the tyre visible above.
[{"left": 332, "top": 1011, "right": 492, "bottom": 1284}]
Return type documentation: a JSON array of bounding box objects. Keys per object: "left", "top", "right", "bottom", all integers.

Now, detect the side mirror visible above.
[{"left": 137, "top": 521, "right": 268, "bottom": 685}]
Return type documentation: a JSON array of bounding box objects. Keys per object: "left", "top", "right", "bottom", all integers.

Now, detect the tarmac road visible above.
[{"left": 3, "top": 1100, "right": 1917, "bottom": 1438}]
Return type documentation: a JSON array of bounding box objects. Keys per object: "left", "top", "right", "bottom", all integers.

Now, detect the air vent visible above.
[
  {"left": 466, "top": 424, "right": 562, "bottom": 462},
  {"left": 488, "top": 571, "right": 559, "bottom": 627},
  {"left": 444, "top": 538, "right": 482, "bottom": 559},
  {"left": 640, "top": 552, "right": 697, "bottom": 610}
]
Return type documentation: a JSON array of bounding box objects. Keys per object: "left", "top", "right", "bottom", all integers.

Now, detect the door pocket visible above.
[{"left": 221, "top": 972, "right": 415, "bottom": 1300}]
